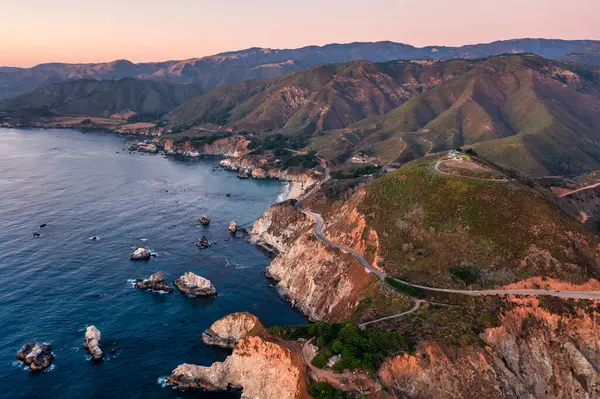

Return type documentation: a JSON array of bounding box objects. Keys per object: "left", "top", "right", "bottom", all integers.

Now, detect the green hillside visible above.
[
  {"left": 0, "top": 78, "right": 203, "bottom": 120},
  {"left": 360, "top": 157, "right": 600, "bottom": 288}
]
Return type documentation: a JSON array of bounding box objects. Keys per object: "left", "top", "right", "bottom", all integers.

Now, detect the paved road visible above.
[{"left": 296, "top": 161, "right": 600, "bottom": 302}]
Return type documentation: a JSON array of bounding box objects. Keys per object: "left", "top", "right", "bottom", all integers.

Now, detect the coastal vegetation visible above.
[{"left": 270, "top": 321, "right": 411, "bottom": 372}]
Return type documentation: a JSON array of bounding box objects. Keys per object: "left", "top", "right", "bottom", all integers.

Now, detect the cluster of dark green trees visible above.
[{"left": 270, "top": 321, "right": 411, "bottom": 372}]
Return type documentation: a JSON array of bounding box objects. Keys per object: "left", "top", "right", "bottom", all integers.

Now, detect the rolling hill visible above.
[
  {"left": 165, "top": 54, "right": 600, "bottom": 176},
  {"left": 2, "top": 39, "right": 600, "bottom": 100},
  {"left": 0, "top": 78, "right": 203, "bottom": 120}
]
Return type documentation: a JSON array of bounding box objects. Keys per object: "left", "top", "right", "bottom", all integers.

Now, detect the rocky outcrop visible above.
[
  {"left": 130, "top": 142, "right": 159, "bottom": 153},
  {"left": 84, "top": 326, "right": 104, "bottom": 361},
  {"left": 174, "top": 272, "right": 217, "bottom": 296},
  {"left": 251, "top": 200, "right": 311, "bottom": 253},
  {"left": 162, "top": 136, "right": 249, "bottom": 158},
  {"left": 228, "top": 221, "right": 237, "bottom": 233},
  {"left": 253, "top": 200, "right": 375, "bottom": 321},
  {"left": 16, "top": 343, "right": 55, "bottom": 371},
  {"left": 167, "top": 336, "right": 308, "bottom": 399},
  {"left": 201, "top": 312, "right": 264, "bottom": 348},
  {"left": 379, "top": 298, "right": 600, "bottom": 398},
  {"left": 197, "top": 235, "right": 210, "bottom": 248},
  {"left": 251, "top": 168, "right": 267, "bottom": 179},
  {"left": 134, "top": 271, "right": 173, "bottom": 292},
  {"left": 220, "top": 157, "right": 319, "bottom": 186},
  {"left": 199, "top": 216, "right": 210, "bottom": 226},
  {"left": 130, "top": 247, "right": 151, "bottom": 260}
]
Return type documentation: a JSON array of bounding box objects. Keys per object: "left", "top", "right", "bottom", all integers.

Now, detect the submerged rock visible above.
[
  {"left": 130, "top": 247, "right": 151, "bottom": 260},
  {"left": 16, "top": 343, "right": 55, "bottom": 372},
  {"left": 84, "top": 325, "right": 103, "bottom": 361},
  {"left": 167, "top": 336, "right": 305, "bottom": 398},
  {"left": 197, "top": 235, "right": 210, "bottom": 249},
  {"left": 237, "top": 171, "right": 249, "bottom": 179},
  {"left": 174, "top": 272, "right": 216, "bottom": 296},
  {"left": 228, "top": 221, "right": 237, "bottom": 234},
  {"left": 33, "top": 232, "right": 41, "bottom": 237},
  {"left": 201, "top": 312, "right": 263, "bottom": 348},
  {"left": 199, "top": 216, "right": 211, "bottom": 226},
  {"left": 134, "top": 271, "right": 173, "bottom": 292}
]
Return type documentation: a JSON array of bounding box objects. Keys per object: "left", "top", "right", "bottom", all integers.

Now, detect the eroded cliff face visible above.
[
  {"left": 220, "top": 156, "right": 319, "bottom": 185},
  {"left": 252, "top": 200, "right": 376, "bottom": 321},
  {"left": 379, "top": 298, "right": 600, "bottom": 399},
  {"left": 167, "top": 336, "right": 309, "bottom": 399},
  {"left": 162, "top": 136, "right": 249, "bottom": 157},
  {"left": 560, "top": 187, "right": 600, "bottom": 233},
  {"left": 201, "top": 312, "right": 264, "bottom": 348}
]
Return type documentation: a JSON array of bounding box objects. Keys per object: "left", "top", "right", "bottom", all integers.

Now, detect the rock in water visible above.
[
  {"left": 134, "top": 271, "right": 173, "bottom": 292},
  {"left": 174, "top": 272, "right": 216, "bottom": 296},
  {"left": 199, "top": 216, "right": 210, "bottom": 226},
  {"left": 197, "top": 235, "right": 210, "bottom": 249},
  {"left": 167, "top": 336, "right": 305, "bottom": 399},
  {"left": 228, "top": 221, "right": 237, "bottom": 234},
  {"left": 201, "top": 312, "right": 263, "bottom": 348},
  {"left": 84, "top": 325, "right": 104, "bottom": 361},
  {"left": 16, "top": 343, "right": 55, "bottom": 372},
  {"left": 130, "top": 247, "right": 151, "bottom": 260}
]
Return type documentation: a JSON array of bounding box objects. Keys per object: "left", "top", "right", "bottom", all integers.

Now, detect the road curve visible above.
[
  {"left": 358, "top": 300, "right": 422, "bottom": 328},
  {"left": 296, "top": 162, "right": 600, "bottom": 301}
]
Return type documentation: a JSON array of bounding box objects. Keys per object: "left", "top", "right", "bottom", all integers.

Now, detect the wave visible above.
[
  {"left": 157, "top": 376, "right": 169, "bottom": 388},
  {"left": 276, "top": 181, "right": 291, "bottom": 202}
]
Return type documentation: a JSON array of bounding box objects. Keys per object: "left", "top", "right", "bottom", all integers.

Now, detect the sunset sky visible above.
[{"left": 1, "top": 0, "right": 599, "bottom": 67}]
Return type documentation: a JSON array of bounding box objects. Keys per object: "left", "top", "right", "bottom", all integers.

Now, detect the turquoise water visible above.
[{"left": 0, "top": 128, "right": 307, "bottom": 398}]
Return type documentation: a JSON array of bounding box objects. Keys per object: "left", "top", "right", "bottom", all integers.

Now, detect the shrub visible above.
[
  {"left": 309, "top": 382, "right": 356, "bottom": 399},
  {"left": 385, "top": 277, "right": 425, "bottom": 298}
]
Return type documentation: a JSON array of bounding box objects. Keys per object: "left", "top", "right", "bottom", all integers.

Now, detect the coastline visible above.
[{"left": 279, "top": 181, "right": 305, "bottom": 202}]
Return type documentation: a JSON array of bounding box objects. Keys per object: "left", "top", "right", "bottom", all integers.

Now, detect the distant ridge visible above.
[{"left": 1, "top": 38, "right": 599, "bottom": 99}]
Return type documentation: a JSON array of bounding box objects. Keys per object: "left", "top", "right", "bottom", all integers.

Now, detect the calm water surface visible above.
[{"left": 0, "top": 128, "right": 307, "bottom": 398}]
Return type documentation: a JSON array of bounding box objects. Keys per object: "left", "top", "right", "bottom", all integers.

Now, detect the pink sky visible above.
[{"left": 1, "top": 0, "right": 599, "bottom": 67}]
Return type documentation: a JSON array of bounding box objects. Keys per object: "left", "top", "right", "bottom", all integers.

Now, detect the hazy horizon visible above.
[
  {"left": 1, "top": 0, "right": 599, "bottom": 67},
  {"left": 2, "top": 36, "right": 600, "bottom": 68}
]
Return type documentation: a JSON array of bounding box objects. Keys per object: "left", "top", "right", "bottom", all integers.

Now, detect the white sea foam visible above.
[
  {"left": 140, "top": 238, "right": 148, "bottom": 241},
  {"left": 127, "top": 279, "right": 137, "bottom": 288},
  {"left": 157, "top": 377, "right": 169, "bottom": 388},
  {"left": 44, "top": 364, "right": 56, "bottom": 372},
  {"left": 277, "top": 181, "right": 291, "bottom": 202}
]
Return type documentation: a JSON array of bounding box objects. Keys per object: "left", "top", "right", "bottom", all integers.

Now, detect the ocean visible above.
[{"left": 0, "top": 128, "right": 307, "bottom": 398}]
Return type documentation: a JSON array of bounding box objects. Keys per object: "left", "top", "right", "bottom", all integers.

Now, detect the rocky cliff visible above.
[
  {"left": 220, "top": 156, "right": 319, "bottom": 186},
  {"left": 252, "top": 200, "right": 377, "bottom": 321},
  {"left": 167, "top": 335, "right": 309, "bottom": 399},
  {"left": 161, "top": 136, "right": 250, "bottom": 157},
  {"left": 379, "top": 297, "right": 600, "bottom": 398},
  {"left": 201, "top": 312, "right": 264, "bottom": 348}
]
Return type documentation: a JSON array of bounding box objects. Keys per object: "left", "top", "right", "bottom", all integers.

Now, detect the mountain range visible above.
[
  {"left": 2, "top": 38, "right": 600, "bottom": 99},
  {"left": 164, "top": 54, "right": 600, "bottom": 177}
]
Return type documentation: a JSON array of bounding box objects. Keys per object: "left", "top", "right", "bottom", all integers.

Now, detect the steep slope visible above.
[
  {"left": 0, "top": 78, "right": 202, "bottom": 120},
  {"left": 165, "top": 59, "right": 474, "bottom": 133},
  {"left": 2, "top": 39, "right": 599, "bottom": 99},
  {"left": 304, "top": 156, "right": 600, "bottom": 290},
  {"left": 333, "top": 55, "right": 600, "bottom": 176}
]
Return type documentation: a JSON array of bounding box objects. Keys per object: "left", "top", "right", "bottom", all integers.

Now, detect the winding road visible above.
[{"left": 295, "top": 160, "right": 600, "bottom": 309}]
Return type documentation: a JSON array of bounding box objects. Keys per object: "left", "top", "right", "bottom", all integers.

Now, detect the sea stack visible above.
[
  {"left": 134, "top": 271, "right": 173, "bottom": 292},
  {"left": 174, "top": 272, "right": 216, "bottom": 296},
  {"left": 84, "top": 325, "right": 104, "bottom": 361},
  {"left": 199, "top": 216, "right": 210, "bottom": 226},
  {"left": 130, "top": 247, "right": 151, "bottom": 260},
  {"left": 16, "top": 343, "right": 55, "bottom": 372},
  {"left": 197, "top": 235, "right": 210, "bottom": 248},
  {"left": 228, "top": 221, "right": 237, "bottom": 233}
]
